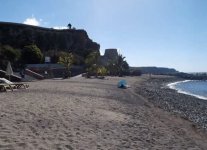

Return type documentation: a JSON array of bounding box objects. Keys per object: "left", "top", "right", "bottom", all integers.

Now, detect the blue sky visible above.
[{"left": 0, "top": 0, "right": 207, "bottom": 72}]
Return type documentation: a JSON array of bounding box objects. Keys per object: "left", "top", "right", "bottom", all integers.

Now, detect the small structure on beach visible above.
[
  {"left": 26, "top": 64, "right": 84, "bottom": 78},
  {"left": 26, "top": 64, "right": 66, "bottom": 78}
]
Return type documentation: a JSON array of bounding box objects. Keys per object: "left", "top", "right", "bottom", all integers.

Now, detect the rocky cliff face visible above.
[{"left": 0, "top": 22, "right": 100, "bottom": 58}]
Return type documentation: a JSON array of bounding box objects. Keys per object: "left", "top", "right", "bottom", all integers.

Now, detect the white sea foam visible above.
[
  {"left": 167, "top": 80, "right": 190, "bottom": 90},
  {"left": 167, "top": 80, "right": 207, "bottom": 100}
]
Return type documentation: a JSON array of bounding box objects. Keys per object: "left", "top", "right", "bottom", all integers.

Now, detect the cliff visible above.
[{"left": 0, "top": 22, "right": 100, "bottom": 58}]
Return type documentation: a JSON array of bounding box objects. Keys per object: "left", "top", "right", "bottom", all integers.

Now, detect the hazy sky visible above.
[{"left": 0, "top": 0, "right": 206, "bottom": 72}]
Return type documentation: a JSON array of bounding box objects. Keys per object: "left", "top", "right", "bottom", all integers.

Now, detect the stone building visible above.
[{"left": 99, "top": 48, "right": 119, "bottom": 66}]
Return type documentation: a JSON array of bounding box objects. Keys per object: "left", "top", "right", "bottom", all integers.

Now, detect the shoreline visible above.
[
  {"left": 134, "top": 75, "right": 207, "bottom": 130},
  {"left": 167, "top": 80, "right": 207, "bottom": 100}
]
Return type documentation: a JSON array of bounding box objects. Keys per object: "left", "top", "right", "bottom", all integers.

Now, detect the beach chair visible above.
[
  {"left": 0, "top": 83, "right": 13, "bottom": 92},
  {"left": 0, "top": 78, "right": 29, "bottom": 92}
]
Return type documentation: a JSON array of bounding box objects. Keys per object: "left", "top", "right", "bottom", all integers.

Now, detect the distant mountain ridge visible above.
[
  {"left": 130, "top": 66, "right": 207, "bottom": 80},
  {"left": 130, "top": 66, "right": 179, "bottom": 75},
  {"left": 0, "top": 21, "right": 100, "bottom": 58}
]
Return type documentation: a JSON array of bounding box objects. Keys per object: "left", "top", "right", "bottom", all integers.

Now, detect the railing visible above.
[{"left": 25, "top": 69, "right": 44, "bottom": 80}]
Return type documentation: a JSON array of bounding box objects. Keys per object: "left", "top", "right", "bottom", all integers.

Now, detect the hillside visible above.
[
  {"left": 0, "top": 22, "right": 100, "bottom": 58},
  {"left": 130, "top": 66, "right": 179, "bottom": 75}
]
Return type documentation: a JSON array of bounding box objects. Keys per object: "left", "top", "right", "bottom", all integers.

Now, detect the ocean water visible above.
[{"left": 168, "top": 80, "right": 207, "bottom": 100}]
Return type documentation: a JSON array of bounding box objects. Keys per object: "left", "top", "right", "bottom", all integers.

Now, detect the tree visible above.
[
  {"left": 21, "top": 44, "right": 43, "bottom": 64},
  {"left": 107, "top": 54, "right": 129, "bottom": 76},
  {"left": 85, "top": 51, "right": 100, "bottom": 66},
  {"left": 1, "top": 45, "right": 20, "bottom": 62},
  {"left": 85, "top": 51, "right": 100, "bottom": 76},
  {"left": 0, "top": 44, "right": 21, "bottom": 69},
  {"left": 121, "top": 60, "right": 130, "bottom": 75},
  {"left": 58, "top": 52, "right": 74, "bottom": 78},
  {"left": 116, "top": 54, "right": 129, "bottom": 76},
  {"left": 107, "top": 61, "right": 117, "bottom": 76},
  {"left": 97, "top": 66, "right": 108, "bottom": 76}
]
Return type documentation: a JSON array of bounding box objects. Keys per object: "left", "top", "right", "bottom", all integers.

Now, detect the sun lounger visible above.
[
  {"left": 0, "top": 83, "right": 13, "bottom": 92},
  {"left": 11, "top": 83, "right": 29, "bottom": 89},
  {"left": 0, "top": 78, "right": 29, "bottom": 92}
]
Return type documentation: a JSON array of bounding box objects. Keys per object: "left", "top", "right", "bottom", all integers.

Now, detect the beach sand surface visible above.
[{"left": 0, "top": 76, "right": 207, "bottom": 150}]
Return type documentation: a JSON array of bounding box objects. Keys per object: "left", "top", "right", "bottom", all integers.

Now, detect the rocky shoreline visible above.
[{"left": 134, "top": 76, "right": 207, "bottom": 130}]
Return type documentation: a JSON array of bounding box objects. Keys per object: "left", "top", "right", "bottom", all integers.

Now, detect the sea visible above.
[{"left": 168, "top": 80, "right": 207, "bottom": 100}]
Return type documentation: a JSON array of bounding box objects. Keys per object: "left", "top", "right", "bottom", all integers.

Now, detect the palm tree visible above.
[
  {"left": 107, "top": 61, "right": 117, "bottom": 76},
  {"left": 85, "top": 51, "right": 100, "bottom": 77},
  {"left": 114, "top": 54, "right": 129, "bottom": 76},
  {"left": 58, "top": 52, "right": 74, "bottom": 78}
]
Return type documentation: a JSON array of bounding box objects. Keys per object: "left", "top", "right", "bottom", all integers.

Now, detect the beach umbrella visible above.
[{"left": 6, "top": 61, "right": 13, "bottom": 81}]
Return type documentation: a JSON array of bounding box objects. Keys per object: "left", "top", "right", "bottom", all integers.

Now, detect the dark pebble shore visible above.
[{"left": 135, "top": 76, "right": 207, "bottom": 130}]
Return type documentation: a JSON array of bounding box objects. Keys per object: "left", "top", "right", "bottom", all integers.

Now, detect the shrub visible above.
[
  {"left": 97, "top": 66, "right": 108, "bottom": 76},
  {"left": 58, "top": 52, "right": 74, "bottom": 78},
  {"left": 21, "top": 44, "right": 43, "bottom": 64}
]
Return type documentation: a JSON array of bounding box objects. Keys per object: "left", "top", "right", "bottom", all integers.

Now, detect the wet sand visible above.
[{"left": 0, "top": 76, "right": 207, "bottom": 150}]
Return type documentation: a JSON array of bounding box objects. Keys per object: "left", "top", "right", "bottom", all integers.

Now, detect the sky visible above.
[{"left": 0, "top": 0, "right": 207, "bottom": 72}]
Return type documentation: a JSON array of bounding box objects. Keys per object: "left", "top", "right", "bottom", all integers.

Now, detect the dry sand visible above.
[{"left": 0, "top": 76, "right": 207, "bottom": 150}]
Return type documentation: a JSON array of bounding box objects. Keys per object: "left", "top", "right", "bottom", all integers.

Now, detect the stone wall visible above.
[{"left": 104, "top": 49, "right": 118, "bottom": 60}]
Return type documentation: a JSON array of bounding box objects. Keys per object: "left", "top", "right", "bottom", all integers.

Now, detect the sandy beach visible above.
[{"left": 0, "top": 76, "right": 207, "bottom": 150}]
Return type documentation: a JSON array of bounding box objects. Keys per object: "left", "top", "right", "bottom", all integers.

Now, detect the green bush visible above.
[
  {"left": 21, "top": 44, "right": 43, "bottom": 64},
  {"left": 97, "top": 66, "right": 108, "bottom": 76},
  {"left": 85, "top": 51, "right": 100, "bottom": 76},
  {"left": 58, "top": 52, "right": 74, "bottom": 78}
]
